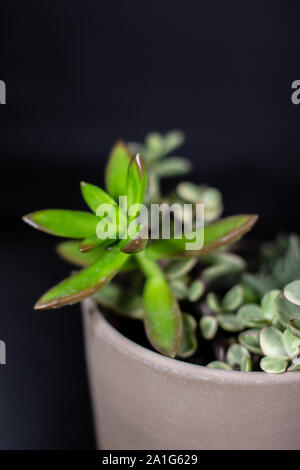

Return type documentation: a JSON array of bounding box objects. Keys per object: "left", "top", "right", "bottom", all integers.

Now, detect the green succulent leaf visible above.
[
  {"left": 261, "top": 290, "right": 281, "bottom": 321},
  {"left": 287, "top": 362, "right": 300, "bottom": 371},
  {"left": 283, "top": 329, "right": 300, "bottom": 357},
  {"left": 143, "top": 276, "right": 182, "bottom": 358},
  {"left": 121, "top": 226, "right": 148, "bottom": 254},
  {"left": 218, "top": 314, "right": 245, "bottom": 332},
  {"left": 125, "top": 153, "right": 147, "bottom": 208},
  {"left": 260, "top": 356, "right": 289, "bottom": 374},
  {"left": 237, "top": 304, "right": 270, "bottom": 328},
  {"left": 145, "top": 132, "right": 164, "bottom": 159},
  {"left": 207, "top": 361, "right": 232, "bottom": 370},
  {"left": 222, "top": 285, "right": 244, "bottom": 312},
  {"left": 287, "top": 322, "right": 300, "bottom": 338},
  {"left": 276, "top": 292, "right": 300, "bottom": 330},
  {"left": 170, "top": 279, "right": 188, "bottom": 300},
  {"left": 187, "top": 280, "right": 205, "bottom": 302},
  {"left": 199, "top": 315, "right": 218, "bottom": 340},
  {"left": 23, "top": 210, "right": 99, "bottom": 239},
  {"left": 177, "top": 313, "right": 197, "bottom": 358},
  {"left": 154, "top": 157, "right": 191, "bottom": 178},
  {"left": 206, "top": 292, "right": 221, "bottom": 313},
  {"left": 34, "top": 250, "right": 129, "bottom": 310},
  {"left": 177, "top": 182, "right": 202, "bottom": 203},
  {"left": 166, "top": 258, "right": 197, "bottom": 280},
  {"left": 226, "top": 343, "right": 250, "bottom": 369},
  {"left": 260, "top": 327, "right": 287, "bottom": 357},
  {"left": 163, "top": 130, "right": 185, "bottom": 155},
  {"left": 146, "top": 214, "right": 258, "bottom": 259},
  {"left": 105, "top": 141, "right": 133, "bottom": 200},
  {"left": 240, "top": 355, "right": 253, "bottom": 372},
  {"left": 80, "top": 181, "right": 116, "bottom": 214},
  {"left": 79, "top": 235, "right": 110, "bottom": 253},
  {"left": 238, "top": 329, "right": 263, "bottom": 354},
  {"left": 284, "top": 280, "right": 300, "bottom": 306},
  {"left": 94, "top": 283, "right": 144, "bottom": 319}
]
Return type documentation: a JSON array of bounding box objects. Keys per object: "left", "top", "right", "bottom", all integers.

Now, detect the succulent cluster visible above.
[{"left": 22, "top": 131, "right": 300, "bottom": 373}]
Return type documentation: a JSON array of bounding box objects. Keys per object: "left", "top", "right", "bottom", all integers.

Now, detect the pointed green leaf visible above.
[
  {"left": 276, "top": 292, "right": 300, "bottom": 330},
  {"left": 284, "top": 280, "right": 300, "bottom": 306},
  {"left": 226, "top": 344, "right": 250, "bottom": 369},
  {"left": 120, "top": 227, "right": 148, "bottom": 254},
  {"left": 125, "top": 153, "right": 147, "bottom": 208},
  {"left": 143, "top": 276, "right": 182, "bottom": 358},
  {"left": 187, "top": 280, "right": 205, "bottom": 302},
  {"left": 207, "top": 361, "right": 232, "bottom": 370},
  {"left": 94, "top": 283, "right": 144, "bottom": 319},
  {"left": 34, "top": 250, "right": 128, "bottom": 309},
  {"left": 199, "top": 315, "right": 218, "bottom": 340},
  {"left": 218, "top": 314, "right": 244, "bottom": 332},
  {"left": 177, "top": 313, "right": 197, "bottom": 358},
  {"left": 80, "top": 181, "right": 116, "bottom": 214},
  {"left": 238, "top": 329, "right": 263, "bottom": 354},
  {"left": 23, "top": 210, "right": 99, "bottom": 239},
  {"left": 260, "top": 327, "right": 287, "bottom": 357},
  {"left": 260, "top": 356, "right": 289, "bottom": 374},
  {"left": 283, "top": 329, "right": 300, "bottom": 357},
  {"left": 105, "top": 141, "right": 133, "bottom": 199},
  {"left": 79, "top": 235, "right": 111, "bottom": 253},
  {"left": 146, "top": 215, "right": 258, "bottom": 259},
  {"left": 237, "top": 304, "right": 270, "bottom": 328},
  {"left": 222, "top": 285, "right": 244, "bottom": 312}
]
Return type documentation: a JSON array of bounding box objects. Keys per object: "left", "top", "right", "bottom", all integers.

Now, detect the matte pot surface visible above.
[{"left": 82, "top": 299, "right": 300, "bottom": 450}]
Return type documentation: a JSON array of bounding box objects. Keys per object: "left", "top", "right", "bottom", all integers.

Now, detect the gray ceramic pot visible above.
[{"left": 82, "top": 298, "right": 300, "bottom": 450}]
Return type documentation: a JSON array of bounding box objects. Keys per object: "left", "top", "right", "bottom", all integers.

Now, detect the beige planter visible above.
[{"left": 82, "top": 298, "right": 300, "bottom": 450}]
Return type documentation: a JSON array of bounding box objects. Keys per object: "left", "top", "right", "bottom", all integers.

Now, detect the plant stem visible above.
[{"left": 135, "top": 251, "right": 163, "bottom": 279}]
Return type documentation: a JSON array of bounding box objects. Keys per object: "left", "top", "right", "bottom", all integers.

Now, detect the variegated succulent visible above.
[{"left": 23, "top": 131, "right": 259, "bottom": 361}]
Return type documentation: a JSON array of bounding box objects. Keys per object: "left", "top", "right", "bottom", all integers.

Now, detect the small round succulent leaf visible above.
[
  {"left": 199, "top": 316, "right": 218, "bottom": 340},
  {"left": 287, "top": 322, "right": 300, "bottom": 338},
  {"left": 206, "top": 293, "right": 221, "bottom": 313},
  {"left": 226, "top": 343, "right": 250, "bottom": 367},
  {"left": 284, "top": 280, "right": 300, "bottom": 306},
  {"left": 260, "top": 327, "right": 287, "bottom": 357},
  {"left": 222, "top": 284, "right": 244, "bottom": 312},
  {"left": 260, "top": 356, "right": 289, "bottom": 374},
  {"left": 176, "top": 182, "right": 201, "bottom": 203},
  {"left": 238, "top": 329, "right": 263, "bottom": 354},
  {"left": 240, "top": 355, "right": 252, "bottom": 372},
  {"left": 218, "top": 314, "right": 245, "bottom": 332},
  {"left": 177, "top": 313, "right": 198, "bottom": 359},
  {"left": 170, "top": 279, "right": 188, "bottom": 300},
  {"left": 145, "top": 132, "right": 164, "bottom": 158},
  {"left": 283, "top": 329, "right": 300, "bottom": 357},
  {"left": 261, "top": 289, "right": 281, "bottom": 321},
  {"left": 188, "top": 280, "right": 205, "bottom": 302},
  {"left": 237, "top": 304, "right": 270, "bottom": 328},
  {"left": 276, "top": 293, "right": 300, "bottom": 330},
  {"left": 163, "top": 130, "right": 185, "bottom": 155},
  {"left": 207, "top": 361, "right": 232, "bottom": 371}
]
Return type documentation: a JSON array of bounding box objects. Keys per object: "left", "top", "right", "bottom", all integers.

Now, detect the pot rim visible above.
[{"left": 83, "top": 298, "right": 300, "bottom": 385}]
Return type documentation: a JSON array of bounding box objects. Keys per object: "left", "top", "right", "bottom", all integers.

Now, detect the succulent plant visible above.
[{"left": 23, "top": 132, "right": 258, "bottom": 361}]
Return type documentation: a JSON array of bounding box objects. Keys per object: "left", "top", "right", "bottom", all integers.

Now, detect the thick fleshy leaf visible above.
[
  {"left": 34, "top": 250, "right": 128, "bottom": 310},
  {"left": 56, "top": 240, "right": 137, "bottom": 271},
  {"left": 276, "top": 293, "right": 300, "bottom": 330},
  {"left": 226, "top": 344, "right": 250, "bottom": 369},
  {"left": 218, "top": 314, "right": 244, "bottom": 332},
  {"left": 237, "top": 304, "right": 270, "bottom": 328},
  {"left": 154, "top": 157, "right": 191, "bottom": 177},
  {"left": 201, "top": 251, "right": 246, "bottom": 281},
  {"left": 241, "top": 355, "right": 252, "bottom": 372},
  {"left": 287, "top": 322, "right": 300, "bottom": 338},
  {"left": 199, "top": 315, "right": 218, "bottom": 340},
  {"left": 146, "top": 214, "right": 258, "bottom": 259},
  {"left": 287, "top": 362, "right": 300, "bottom": 371},
  {"left": 94, "top": 283, "right": 144, "bottom": 319},
  {"left": 261, "top": 290, "right": 280, "bottom": 321},
  {"left": 284, "top": 280, "right": 300, "bottom": 306},
  {"left": 222, "top": 285, "right": 244, "bottom": 312},
  {"left": 207, "top": 361, "right": 232, "bottom": 370},
  {"left": 170, "top": 279, "right": 188, "bottom": 300},
  {"left": 163, "top": 130, "right": 185, "bottom": 155},
  {"left": 206, "top": 293, "right": 221, "bottom": 313},
  {"left": 105, "top": 141, "right": 133, "bottom": 200},
  {"left": 188, "top": 280, "right": 205, "bottom": 302},
  {"left": 166, "top": 258, "right": 197, "bottom": 280},
  {"left": 260, "top": 327, "right": 287, "bottom": 357},
  {"left": 23, "top": 210, "right": 99, "bottom": 239},
  {"left": 260, "top": 356, "right": 289, "bottom": 374},
  {"left": 177, "top": 314, "right": 197, "bottom": 358},
  {"left": 125, "top": 153, "right": 147, "bottom": 208},
  {"left": 79, "top": 235, "right": 111, "bottom": 253},
  {"left": 121, "top": 226, "right": 148, "bottom": 254},
  {"left": 80, "top": 181, "right": 116, "bottom": 214},
  {"left": 238, "top": 329, "right": 263, "bottom": 354},
  {"left": 143, "top": 276, "right": 182, "bottom": 358},
  {"left": 145, "top": 132, "right": 164, "bottom": 159},
  {"left": 283, "top": 329, "right": 300, "bottom": 357}
]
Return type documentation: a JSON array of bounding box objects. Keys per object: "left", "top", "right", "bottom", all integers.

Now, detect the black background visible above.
[{"left": 0, "top": 0, "right": 300, "bottom": 449}]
